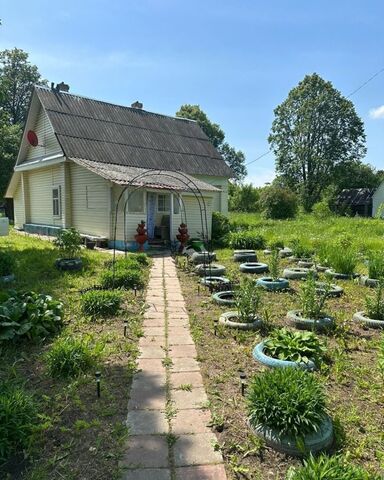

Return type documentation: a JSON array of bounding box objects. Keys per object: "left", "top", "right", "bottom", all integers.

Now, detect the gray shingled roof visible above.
[
  {"left": 336, "top": 188, "right": 374, "bottom": 206},
  {"left": 70, "top": 158, "right": 220, "bottom": 192},
  {"left": 35, "top": 87, "right": 233, "bottom": 178}
]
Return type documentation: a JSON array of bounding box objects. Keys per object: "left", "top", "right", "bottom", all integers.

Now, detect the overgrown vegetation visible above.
[
  {"left": 81, "top": 289, "right": 123, "bottom": 318},
  {"left": 100, "top": 257, "right": 146, "bottom": 289},
  {"left": 53, "top": 227, "right": 82, "bottom": 259},
  {"left": 235, "top": 278, "right": 262, "bottom": 323},
  {"left": 365, "top": 278, "right": 384, "bottom": 320},
  {"left": 0, "top": 250, "right": 15, "bottom": 277},
  {"left": 299, "top": 271, "right": 330, "bottom": 319},
  {"left": 228, "top": 230, "right": 266, "bottom": 250}
]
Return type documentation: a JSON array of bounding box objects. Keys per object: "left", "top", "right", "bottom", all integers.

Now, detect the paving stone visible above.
[
  {"left": 128, "top": 387, "right": 167, "bottom": 410},
  {"left": 139, "top": 346, "right": 166, "bottom": 359},
  {"left": 172, "top": 387, "right": 208, "bottom": 409},
  {"left": 127, "top": 410, "right": 168, "bottom": 435},
  {"left": 139, "top": 335, "right": 166, "bottom": 346},
  {"left": 121, "top": 435, "right": 169, "bottom": 468},
  {"left": 131, "top": 371, "right": 166, "bottom": 389},
  {"left": 168, "top": 326, "right": 189, "bottom": 335},
  {"left": 142, "top": 326, "right": 165, "bottom": 336},
  {"left": 137, "top": 358, "right": 165, "bottom": 372},
  {"left": 171, "top": 357, "right": 200, "bottom": 372},
  {"left": 121, "top": 468, "right": 171, "bottom": 480},
  {"left": 168, "top": 317, "right": 189, "bottom": 327},
  {"left": 144, "top": 312, "right": 164, "bottom": 320},
  {"left": 171, "top": 408, "right": 212, "bottom": 434},
  {"left": 168, "top": 334, "right": 194, "bottom": 345},
  {"left": 143, "top": 318, "right": 165, "bottom": 327},
  {"left": 170, "top": 371, "right": 204, "bottom": 388},
  {"left": 175, "top": 465, "right": 227, "bottom": 479},
  {"left": 169, "top": 345, "right": 197, "bottom": 358},
  {"left": 173, "top": 433, "right": 223, "bottom": 466}
]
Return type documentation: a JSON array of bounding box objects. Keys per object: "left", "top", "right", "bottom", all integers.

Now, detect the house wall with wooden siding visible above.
[
  {"left": 194, "top": 175, "right": 228, "bottom": 214},
  {"left": 13, "top": 179, "right": 25, "bottom": 228},
  {"left": 182, "top": 194, "right": 213, "bottom": 239},
  {"left": 22, "top": 106, "right": 62, "bottom": 163},
  {"left": 27, "top": 165, "right": 64, "bottom": 226},
  {"left": 111, "top": 185, "right": 147, "bottom": 243},
  {"left": 69, "top": 162, "right": 110, "bottom": 237},
  {"left": 373, "top": 182, "right": 384, "bottom": 217}
]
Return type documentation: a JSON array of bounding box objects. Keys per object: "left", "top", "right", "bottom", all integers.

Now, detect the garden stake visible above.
[
  {"left": 239, "top": 371, "right": 247, "bottom": 396},
  {"left": 124, "top": 320, "right": 128, "bottom": 337},
  {"left": 214, "top": 318, "right": 218, "bottom": 336},
  {"left": 95, "top": 371, "right": 101, "bottom": 398},
  {"left": 134, "top": 286, "right": 137, "bottom": 297}
]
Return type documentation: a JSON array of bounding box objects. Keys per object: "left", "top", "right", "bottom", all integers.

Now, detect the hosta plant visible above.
[
  {"left": 299, "top": 271, "right": 330, "bottom": 319},
  {"left": 81, "top": 289, "right": 123, "bottom": 318},
  {"left": 247, "top": 368, "right": 327, "bottom": 437},
  {"left": 287, "top": 454, "right": 380, "bottom": 480},
  {"left": 235, "top": 278, "right": 262, "bottom": 323},
  {"left": 365, "top": 278, "right": 384, "bottom": 321},
  {"left": 263, "top": 328, "right": 326, "bottom": 365}
]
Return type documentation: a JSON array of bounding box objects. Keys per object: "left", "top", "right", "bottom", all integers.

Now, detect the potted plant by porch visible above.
[
  {"left": 0, "top": 250, "right": 15, "bottom": 283},
  {"left": 53, "top": 228, "right": 83, "bottom": 271},
  {"left": 253, "top": 328, "right": 326, "bottom": 370},
  {"left": 219, "top": 278, "right": 263, "bottom": 330},
  {"left": 247, "top": 368, "right": 333, "bottom": 456},
  {"left": 353, "top": 278, "right": 384, "bottom": 328},
  {"left": 287, "top": 272, "right": 334, "bottom": 330},
  {"left": 256, "top": 249, "right": 289, "bottom": 291},
  {"left": 359, "top": 252, "right": 384, "bottom": 288}
]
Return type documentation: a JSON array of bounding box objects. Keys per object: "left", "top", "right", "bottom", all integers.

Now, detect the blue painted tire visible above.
[
  {"left": 287, "top": 310, "right": 334, "bottom": 331},
  {"left": 252, "top": 342, "right": 316, "bottom": 370},
  {"left": 315, "top": 282, "right": 343, "bottom": 297},
  {"left": 219, "top": 311, "right": 262, "bottom": 330},
  {"left": 195, "top": 264, "right": 226, "bottom": 276},
  {"left": 359, "top": 276, "right": 379, "bottom": 288},
  {"left": 325, "top": 269, "right": 359, "bottom": 280},
  {"left": 249, "top": 415, "right": 333, "bottom": 456},
  {"left": 0, "top": 273, "right": 15, "bottom": 283},
  {"left": 297, "top": 260, "right": 314, "bottom": 268},
  {"left": 212, "top": 290, "right": 236, "bottom": 305},
  {"left": 283, "top": 268, "right": 317, "bottom": 280},
  {"left": 353, "top": 311, "right": 384, "bottom": 329},
  {"left": 239, "top": 262, "right": 269, "bottom": 274},
  {"left": 256, "top": 277, "right": 289, "bottom": 291},
  {"left": 200, "top": 276, "right": 230, "bottom": 286}
]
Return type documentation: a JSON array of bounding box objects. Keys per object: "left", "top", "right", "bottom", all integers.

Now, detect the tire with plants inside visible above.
[{"left": 219, "top": 311, "right": 262, "bottom": 330}]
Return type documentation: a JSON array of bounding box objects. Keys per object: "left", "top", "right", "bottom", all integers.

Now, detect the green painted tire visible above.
[
  {"left": 219, "top": 311, "right": 262, "bottom": 330},
  {"left": 287, "top": 310, "right": 334, "bottom": 331},
  {"left": 353, "top": 311, "right": 384, "bottom": 329},
  {"left": 212, "top": 291, "right": 236, "bottom": 305}
]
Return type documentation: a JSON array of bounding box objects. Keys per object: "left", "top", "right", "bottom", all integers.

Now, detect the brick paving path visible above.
[{"left": 121, "top": 255, "right": 227, "bottom": 480}]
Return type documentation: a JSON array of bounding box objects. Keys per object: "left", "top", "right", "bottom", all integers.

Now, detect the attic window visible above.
[{"left": 52, "top": 186, "right": 61, "bottom": 217}]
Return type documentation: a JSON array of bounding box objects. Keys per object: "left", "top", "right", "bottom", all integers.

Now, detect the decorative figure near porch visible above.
[
  {"left": 135, "top": 221, "right": 148, "bottom": 252},
  {"left": 176, "top": 223, "right": 189, "bottom": 253}
]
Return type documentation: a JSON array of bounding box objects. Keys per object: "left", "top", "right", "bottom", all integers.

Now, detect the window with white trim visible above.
[
  {"left": 158, "top": 194, "right": 170, "bottom": 212},
  {"left": 52, "top": 186, "right": 61, "bottom": 217},
  {"left": 128, "top": 190, "right": 144, "bottom": 213}
]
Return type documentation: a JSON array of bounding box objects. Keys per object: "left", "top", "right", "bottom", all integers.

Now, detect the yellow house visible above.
[{"left": 6, "top": 84, "right": 232, "bottom": 250}]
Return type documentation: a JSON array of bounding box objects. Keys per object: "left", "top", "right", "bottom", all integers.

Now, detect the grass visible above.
[
  {"left": 0, "top": 230, "right": 149, "bottom": 479},
  {"left": 178, "top": 215, "right": 384, "bottom": 479}
]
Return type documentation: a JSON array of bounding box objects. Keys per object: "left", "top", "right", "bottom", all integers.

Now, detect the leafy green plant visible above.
[
  {"left": 212, "top": 212, "right": 231, "bottom": 246},
  {"left": 0, "top": 380, "right": 37, "bottom": 464},
  {"left": 235, "top": 278, "right": 262, "bottom": 323},
  {"left": 0, "top": 250, "right": 15, "bottom": 276},
  {"left": 365, "top": 278, "right": 384, "bottom": 320},
  {"left": 0, "top": 291, "right": 63, "bottom": 342},
  {"left": 286, "top": 454, "right": 380, "bottom": 480},
  {"left": 228, "top": 230, "right": 266, "bottom": 250},
  {"left": 367, "top": 252, "right": 384, "bottom": 279},
  {"left": 269, "top": 248, "right": 280, "bottom": 281},
  {"left": 100, "top": 268, "right": 144, "bottom": 290},
  {"left": 259, "top": 185, "right": 298, "bottom": 219},
  {"left": 45, "top": 335, "right": 102, "bottom": 378},
  {"left": 299, "top": 271, "right": 330, "bottom": 319},
  {"left": 289, "top": 239, "right": 313, "bottom": 259},
  {"left": 53, "top": 228, "right": 82, "bottom": 259},
  {"left": 247, "top": 368, "right": 327, "bottom": 437},
  {"left": 81, "top": 290, "right": 123, "bottom": 318},
  {"left": 263, "top": 328, "right": 326, "bottom": 365}
]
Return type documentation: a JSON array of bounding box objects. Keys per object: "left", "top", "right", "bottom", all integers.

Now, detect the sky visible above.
[{"left": 1, "top": 0, "right": 384, "bottom": 186}]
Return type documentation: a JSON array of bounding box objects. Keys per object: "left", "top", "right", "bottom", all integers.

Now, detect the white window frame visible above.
[
  {"left": 128, "top": 189, "right": 145, "bottom": 213},
  {"left": 158, "top": 194, "right": 170, "bottom": 213},
  {"left": 52, "top": 185, "right": 62, "bottom": 218}
]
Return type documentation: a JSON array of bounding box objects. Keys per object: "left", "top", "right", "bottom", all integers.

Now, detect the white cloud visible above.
[{"left": 369, "top": 105, "right": 384, "bottom": 119}]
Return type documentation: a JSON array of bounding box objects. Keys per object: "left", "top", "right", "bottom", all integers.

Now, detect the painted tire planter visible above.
[
  {"left": 315, "top": 282, "right": 343, "bottom": 297},
  {"left": 353, "top": 311, "right": 384, "bottom": 329},
  {"left": 0, "top": 273, "right": 15, "bottom": 283},
  {"left": 195, "top": 264, "right": 226, "bottom": 276},
  {"left": 201, "top": 276, "right": 230, "bottom": 287},
  {"left": 239, "top": 262, "right": 269, "bottom": 274},
  {"left": 249, "top": 415, "right": 333, "bottom": 457},
  {"left": 219, "top": 311, "right": 262, "bottom": 330},
  {"left": 234, "top": 249, "right": 256, "bottom": 255},
  {"left": 325, "top": 269, "right": 359, "bottom": 280},
  {"left": 253, "top": 341, "right": 316, "bottom": 370},
  {"left": 359, "top": 276, "right": 379, "bottom": 288},
  {"left": 190, "top": 251, "right": 216, "bottom": 264},
  {"left": 212, "top": 290, "right": 236, "bottom": 305},
  {"left": 315, "top": 265, "right": 328, "bottom": 272},
  {"left": 233, "top": 252, "right": 258, "bottom": 263},
  {"left": 279, "top": 247, "right": 293, "bottom": 258},
  {"left": 297, "top": 259, "right": 314, "bottom": 268},
  {"left": 55, "top": 258, "right": 83, "bottom": 271},
  {"left": 256, "top": 277, "right": 289, "bottom": 291},
  {"left": 283, "top": 268, "right": 317, "bottom": 280},
  {"left": 287, "top": 310, "right": 334, "bottom": 331}
]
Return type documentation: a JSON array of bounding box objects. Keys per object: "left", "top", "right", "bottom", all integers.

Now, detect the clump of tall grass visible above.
[
  {"left": 81, "top": 289, "right": 123, "bottom": 318},
  {"left": 365, "top": 279, "right": 384, "bottom": 321},
  {"left": 228, "top": 230, "right": 266, "bottom": 250},
  {"left": 367, "top": 252, "right": 384, "bottom": 279}
]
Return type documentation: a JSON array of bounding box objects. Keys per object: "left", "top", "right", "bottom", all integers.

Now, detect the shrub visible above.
[
  {"left": 53, "top": 228, "right": 82, "bottom": 259},
  {"left": 289, "top": 239, "right": 314, "bottom": 259},
  {"left": 247, "top": 368, "right": 327, "bottom": 437},
  {"left": 269, "top": 248, "right": 280, "bottom": 281},
  {"left": 212, "top": 212, "right": 231, "bottom": 246},
  {"left": 263, "top": 328, "right": 326, "bottom": 365},
  {"left": 269, "top": 239, "right": 284, "bottom": 250},
  {"left": 229, "top": 183, "right": 260, "bottom": 212},
  {"left": 299, "top": 271, "right": 330, "bottom": 319},
  {"left": 45, "top": 335, "right": 102, "bottom": 378},
  {"left": 0, "top": 250, "right": 15, "bottom": 277},
  {"left": 81, "top": 290, "right": 123, "bottom": 318},
  {"left": 129, "top": 253, "right": 150, "bottom": 266},
  {"left": 286, "top": 454, "right": 380, "bottom": 480},
  {"left": 367, "top": 252, "right": 384, "bottom": 279},
  {"left": 0, "top": 381, "right": 37, "bottom": 463},
  {"left": 259, "top": 186, "right": 298, "bottom": 220},
  {"left": 0, "top": 291, "right": 63, "bottom": 342},
  {"left": 365, "top": 278, "right": 384, "bottom": 321},
  {"left": 327, "top": 247, "right": 358, "bottom": 275},
  {"left": 235, "top": 278, "right": 262, "bottom": 323},
  {"left": 312, "top": 200, "right": 333, "bottom": 219},
  {"left": 228, "top": 230, "right": 266, "bottom": 250},
  {"left": 100, "top": 268, "right": 143, "bottom": 290}
]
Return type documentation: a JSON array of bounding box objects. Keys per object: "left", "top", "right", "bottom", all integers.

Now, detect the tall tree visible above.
[
  {"left": 176, "top": 104, "right": 247, "bottom": 182},
  {"left": 0, "top": 113, "right": 21, "bottom": 201},
  {"left": 268, "top": 73, "right": 366, "bottom": 210}
]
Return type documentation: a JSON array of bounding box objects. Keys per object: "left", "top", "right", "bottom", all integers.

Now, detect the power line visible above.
[{"left": 245, "top": 66, "right": 384, "bottom": 167}]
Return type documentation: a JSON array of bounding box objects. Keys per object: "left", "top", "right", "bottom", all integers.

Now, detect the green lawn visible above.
[{"left": 0, "top": 231, "right": 149, "bottom": 479}]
